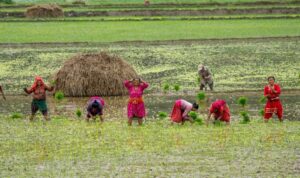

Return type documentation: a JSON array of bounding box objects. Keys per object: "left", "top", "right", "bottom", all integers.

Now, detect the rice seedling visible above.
[
  {"left": 240, "top": 111, "right": 250, "bottom": 124},
  {"left": 237, "top": 96, "right": 250, "bottom": 123},
  {"left": 259, "top": 95, "right": 267, "bottom": 104},
  {"left": 188, "top": 111, "right": 203, "bottom": 125},
  {"left": 10, "top": 112, "right": 23, "bottom": 119},
  {"left": 173, "top": 84, "right": 180, "bottom": 92},
  {"left": 196, "top": 92, "right": 206, "bottom": 101},
  {"left": 75, "top": 108, "right": 82, "bottom": 118},
  {"left": 54, "top": 91, "right": 64, "bottom": 101},
  {"left": 259, "top": 109, "right": 265, "bottom": 117},
  {"left": 163, "top": 83, "right": 170, "bottom": 94},
  {"left": 157, "top": 111, "right": 168, "bottom": 120},
  {"left": 237, "top": 96, "right": 248, "bottom": 107}
]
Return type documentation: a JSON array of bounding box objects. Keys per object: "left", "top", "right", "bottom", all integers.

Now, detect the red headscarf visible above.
[
  {"left": 210, "top": 100, "right": 226, "bottom": 113},
  {"left": 30, "top": 76, "right": 45, "bottom": 91}
]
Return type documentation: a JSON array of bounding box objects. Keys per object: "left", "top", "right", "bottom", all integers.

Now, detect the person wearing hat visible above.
[
  {"left": 198, "top": 64, "right": 214, "bottom": 91},
  {"left": 86, "top": 96, "right": 105, "bottom": 122},
  {"left": 0, "top": 85, "right": 6, "bottom": 100}
]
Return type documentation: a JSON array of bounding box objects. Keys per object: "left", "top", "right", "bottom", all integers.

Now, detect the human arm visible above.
[
  {"left": 23, "top": 87, "right": 33, "bottom": 94},
  {"left": 45, "top": 85, "right": 54, "bottom": 92},
  {"left": 124, "top": 80, "right": 133, "bottom": 89},
  {"left": 140, "top": 79, "right": 149, "bottom": 90}
]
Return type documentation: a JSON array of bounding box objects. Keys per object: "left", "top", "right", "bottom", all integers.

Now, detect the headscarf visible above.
[
  {"left": 30, "top": 76, "right": 45, "bottom": 91},
  {"left": 211, "top": 100, "right": 226, "bottom": 112}
]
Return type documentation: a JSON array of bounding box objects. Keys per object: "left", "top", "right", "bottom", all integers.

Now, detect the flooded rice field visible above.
[{"left": 0, "top": 91, "right": 299, "bottom": 121}]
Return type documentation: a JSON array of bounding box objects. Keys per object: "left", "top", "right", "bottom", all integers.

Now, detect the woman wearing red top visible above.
[
  {"left": 207, "top": 99, "right": 231, "bottom": 125},
  {"left": 264, "top": 76, "right": 283, "bottom": 122}
]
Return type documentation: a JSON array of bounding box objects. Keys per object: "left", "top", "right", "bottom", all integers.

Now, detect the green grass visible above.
[
  {"left": 9, "top": 0, "right": 298, "bottom": 5},
  {"left": 0, "top": 38, "right": 299, "bottom": 93},
  {"left": 1, "top": 4, "right": 300, "bottom": 12},
  {"left": 1, "top": 19, "right": 300, "bottom": 43},
  {"left": 2, "top": 14, "right": 300, "bottom": 22},
  {"left": 0, "top": 116, "right": 299, "bottom": 177}
]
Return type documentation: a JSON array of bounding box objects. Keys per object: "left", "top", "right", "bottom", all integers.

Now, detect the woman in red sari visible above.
[
  {"left": 170, "top": 99, "right": 199, "bottom": 125},
  {"left": 207, "top": 99, "right": 231, "bottom": 125},
  {"left": 264, "top": 76, "right": 283, "bottom": 122}
]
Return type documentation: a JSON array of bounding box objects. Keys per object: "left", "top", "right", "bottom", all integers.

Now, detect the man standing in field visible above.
[
  {"left": 0, "top": 85, "right": 6, "bottom": 100},
  {"left": 198, "top": 64, "right": 214, "bottom": 91}
]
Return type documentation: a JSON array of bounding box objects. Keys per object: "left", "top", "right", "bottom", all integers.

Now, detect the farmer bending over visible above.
[
  {"left": 170, "top": 99, "right": 199, "bottom": 125},
  {"left": 86, "top": 96, "right": 105, "bottom": 122}
]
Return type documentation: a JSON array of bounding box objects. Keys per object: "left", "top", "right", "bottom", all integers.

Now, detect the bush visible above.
[
  {"left": 157, "top": 111, "right": 168, "bottom": 120},
  {"left": 240, "top": 111, "right": 250, "bottom": 124},
  {"left": 237, "top": 96, "right": 248, "bottom": 107},
  {"left": 55, "top": 91, "right": 64, "bottom": 101},
  {"left": 174, "top": 84, "right": 180, "bottom": 92},
  {"left": 0, "top": 0, "right": 14, "bottom": 4},
  {"left": 10, "top": 112, "right": 23, "bottom": 119},
  {"left": 196, "top": 92, "right": 206, "bottom": 101},
  {"left": 75, "top": 108, "right": 82, "bottom": 118}
]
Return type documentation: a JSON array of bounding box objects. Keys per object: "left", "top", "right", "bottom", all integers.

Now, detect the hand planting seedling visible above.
[
  {"left": 207, "top": 100, "right": 231, "bottom": 125},
  {"left": 188, "top": 111, "right": 203, "bottom": 125}
]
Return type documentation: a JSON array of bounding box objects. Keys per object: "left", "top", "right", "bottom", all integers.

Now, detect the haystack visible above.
[
  {"left": 26, "top": 4, "right": 64, "bottom": 18},
  {"left": 54, "top": 52, "right": 139, "bottom": 97}
]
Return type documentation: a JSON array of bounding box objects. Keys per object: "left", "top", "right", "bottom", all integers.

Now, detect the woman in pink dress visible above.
[
  {"left": 124, "top": 78, "right": 149, "bottom": 126},
  {"left": 170, "top": 99, "right": 199, "bottom": 124}
]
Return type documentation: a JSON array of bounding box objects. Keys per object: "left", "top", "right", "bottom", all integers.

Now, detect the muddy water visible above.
[{"left": 0, "top": 91, "right": 299, "bottom": 121}]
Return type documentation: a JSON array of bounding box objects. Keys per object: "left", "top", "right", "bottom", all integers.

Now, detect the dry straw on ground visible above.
[
  {"left": 54, "top": 52, "right": 138, "bottom": 97},
  {"left": 26, "top": 4, "right": 64, "bottom": 18}
]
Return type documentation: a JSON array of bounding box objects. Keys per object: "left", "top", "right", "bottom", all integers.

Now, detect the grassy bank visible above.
[
  {"left": 0, "top": 116, "right": 299, "bottom": 177},
  {"left": 1, "top": 19, "right": 300, "bottom": 43}
]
